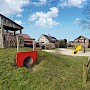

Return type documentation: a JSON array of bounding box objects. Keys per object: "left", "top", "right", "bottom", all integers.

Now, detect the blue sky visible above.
[{"left": 0, "top": 0, "right": 89, "bottom": 41}]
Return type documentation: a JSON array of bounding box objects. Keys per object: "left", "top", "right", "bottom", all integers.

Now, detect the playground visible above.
[
  {"left": 0, "top": 13, "right": 90, "bottom": 89},
  {"left": 43, "top": 48, "right": 90, "bottom": 56},
  {"left": 1, "top": 47, "right": 90, "bottom": 90},
  {"left": 43, "top": 44, "right": 90, "bottom": 56}
]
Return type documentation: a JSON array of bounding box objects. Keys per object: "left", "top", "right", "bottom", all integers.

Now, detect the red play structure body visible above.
[{"left": 16, "top": 51, "right": 37, "bottom": 67}]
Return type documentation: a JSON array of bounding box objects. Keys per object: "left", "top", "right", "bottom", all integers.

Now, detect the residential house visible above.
[
  {"left": 38, "top": 34, "right": 57, "bottom": 49},
  {"left": 21, "top": 34, "right": 35, "bottom": 47},
  {"left": 55, "top": 39, "right": 67, "bottom": 48},
  {"left": 74, "top": 36, "right": 90, "bottom": 48},
  {"left": 68, "top": 41, "right": 75, "bottom": 47}
]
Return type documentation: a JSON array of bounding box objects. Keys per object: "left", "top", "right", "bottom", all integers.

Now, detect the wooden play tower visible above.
[{"left": 0, "top": 14, "right": 23, "bottom": 48}]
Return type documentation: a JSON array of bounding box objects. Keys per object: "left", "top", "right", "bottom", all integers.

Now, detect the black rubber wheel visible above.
[{"left": 23, "top": 57, "right": 33, "bottom": 68}]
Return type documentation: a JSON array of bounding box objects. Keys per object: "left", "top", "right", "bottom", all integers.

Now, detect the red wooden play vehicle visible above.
[
  {"left": 16, "top": 51, "right": 37, "bottom": 67},
  {"left": 16, "top": 36, "right": 37, "bottom": 68}
]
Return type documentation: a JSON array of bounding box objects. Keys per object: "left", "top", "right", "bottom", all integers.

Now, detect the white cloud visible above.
[
  {"left": 29, "top": 7, "right": 59, "bottom": 27},
  {"left": 16, "top": 14, "right": 23, "bottom": 17},
  {"left": 14, "top": 20, "right": 22, "bottom": 25},
  {"left": 47, "top": 7, "right": 59, "bottom": 18},
  {"left": 59, "top": 0, "right": 87, "bottom": 8},
  {"left": 35, "top": 18, "right": 46, "bottom": 27},
  {"left": 0, "top": 0, "right": 29, "bottom": 17},
  {"left": 40, "top": 0, "right": 47, "bottom": 4},
  {"left": 29, "top": 13, "right": 38, "bottom": 21},
  {"left": 75, "top": 18, "right": 82, "bottom": 24},
  {"left": 46, "top": 18, "right": 59, "bottom": 27},
  {"left": 30, "top": 0, "right": 47, "bottom": 6}
]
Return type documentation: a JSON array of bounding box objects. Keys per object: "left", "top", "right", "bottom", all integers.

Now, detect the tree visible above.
[
  {"left": 78, "top": 1, "right": 90, "bottom": 53},
  {"left": 64, "top": 39, "right": 67, "bottom": 48},
  {"left": 55, "top": 39, "right": 67, "bottom": 48},
  {"left": 80, "top": 1, "right": 90, "bottom": 30}
]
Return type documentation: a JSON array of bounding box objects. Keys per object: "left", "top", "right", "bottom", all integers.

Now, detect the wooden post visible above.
[
  {"left": 83, "top": 64, "right": 87, "bottom": 83},
  {"left": 1, "top": 25, "right": 4, "bottom": 34},
  {"left": 17, "top": 36, "right": 19, "bottom": 52},
  {"left": 33, "top": 40, "right": 35, "bottom": 51},
  {"left": 49, "top": 45, "right": 50, "bottom": 50},
  {"left": 1, "top": 25, "right": 4, "bottom": 48},
  {"left": 87, "top": 57, "right": 90, "bottom": 72},
  {"left": 88, "top": 56, "right": 90, "bottom": 62},
  {"left": 45, "top": 45, "right": 46, "bottom": 50},
  {"left": 20, "top": 29, "right": 22, "bottom": 34},
  {"left": 84, "top": 38, "right": 85, "bottom": 53},
  {"left": 14, "top": 31, "right": 16, "bottom": 36},
  {"left": 58, "top": 44, "right": 59, "bottom": 49}
]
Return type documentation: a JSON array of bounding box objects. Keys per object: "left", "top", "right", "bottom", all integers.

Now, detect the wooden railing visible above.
[
  {"left": 4, "top": 34, "right": 17, "bottom": 47},
  {"left": 3, "top": 34, "right": 24, "bottom": 47},
  {"left": 83, "top": 57, "right": 90, "bottom": 83}
]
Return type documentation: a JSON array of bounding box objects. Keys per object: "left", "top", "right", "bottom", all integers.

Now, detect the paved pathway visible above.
[{"left": 43, "top": 48, "right": 90, "bottom": 56}]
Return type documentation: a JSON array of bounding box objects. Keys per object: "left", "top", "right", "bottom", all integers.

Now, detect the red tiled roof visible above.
[
  {"left": 1, "top": 30, "right": 34, "bottom": 40},
  {"left": 21, "top": 34, "right": 31, "bottom": 39}
]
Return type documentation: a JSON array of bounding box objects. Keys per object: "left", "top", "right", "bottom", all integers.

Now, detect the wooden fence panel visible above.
[
  {"left": 83, "top": 57, "right": 90, "bottom": 83},
  {"left": 3, "top": 34, "right": 24, "bottom": 48}
]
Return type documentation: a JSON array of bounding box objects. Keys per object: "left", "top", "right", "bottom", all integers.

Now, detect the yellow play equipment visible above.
[{"left": 72, "top": 44, "right": 82, "bottom": 54}]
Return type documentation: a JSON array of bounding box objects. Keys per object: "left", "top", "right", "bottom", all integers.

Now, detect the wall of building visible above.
[
  {"left": 50, "top": 43, "right": 55, "bottom": 48},
  {"left": 38, "top": 35, "right": 56, "bottom": 49},
  {"left": 39, "top": 35, "right": 49, "bottom": 44},
  {"left": 85, "top": 39, "right": 89, "bottom": 48},
  {"left": 74, "top": 37, "right": 89, "bottom": 48}
]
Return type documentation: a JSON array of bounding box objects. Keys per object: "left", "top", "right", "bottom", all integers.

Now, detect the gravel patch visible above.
[{"left": 43, "top": 48, "right": 90, "bottom": 56}]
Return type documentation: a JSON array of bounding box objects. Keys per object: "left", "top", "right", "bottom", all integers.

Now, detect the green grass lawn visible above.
[{"left": 0, "top": 47, "right": 90, "bottom": 90}]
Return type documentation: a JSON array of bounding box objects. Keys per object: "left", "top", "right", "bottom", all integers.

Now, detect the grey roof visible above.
[
  {"left": 75, "top": 35, "right": 88, "bottom": 40},
  {"left": 0, "top": 14, "right": 23, "bottom": 31},
  {"left": 43, "top": 34, "right": 57, "bottom": 43}
]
